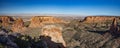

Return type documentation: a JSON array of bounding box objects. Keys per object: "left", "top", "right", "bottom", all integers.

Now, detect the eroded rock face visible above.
[
  {"left": 29, "top": 16, "right": 65, "bottom": 28},
  {"left": 0, "top": 16, "right": 14, "bottom": 27},
  {"left": 109, "top": 18, "right": 120, "bottom": 35},
  {"left": 83, "top": 16, "right": 116, "bottom": 23},
  {"left": 11, "top": 18, "right": 26, "bottom": 32},
  {"left": 40, "top": 25, "right": 66, "bottom": 48}
]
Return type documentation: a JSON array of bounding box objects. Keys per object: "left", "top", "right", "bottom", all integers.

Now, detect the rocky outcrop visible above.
[
  {"left": 11, "top": 18, "right": 26, "bottom": 32},
  {"left": 29, "top": 16, "right": 65, "bottom": 28},
  {"left": 82, "top": 16, "right": 118, "bottom": 23},
  {"left": 109, "top": 18, "right": 120, "bottom": 35},
  {"left": 0, "top": 29, "right": 19, "bottom": 48},
  {"left": 40, "top": 25, "right": 66, "bottom": 48},
  {"left": 0, "top": 16, "right": 14, "bottom": 27}
]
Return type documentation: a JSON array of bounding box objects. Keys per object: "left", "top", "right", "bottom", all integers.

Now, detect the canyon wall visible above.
[
  {"left": 40, "top": 25, "right": 66, "bottom": 48},
  {"left": 11, "top": 18, "right": 26, "bottom": 32},
  {"left": 29, "top": 16, "right": 65, "bottom": 28},
  {"left": 0, "top": 16, "right": 14, "bottom": 27},
  {"left": 109, "top": 18, "right": 120, "bottom": 35},
  {"left": 82, "top": 16, "right": 120, "bottom": 23}
]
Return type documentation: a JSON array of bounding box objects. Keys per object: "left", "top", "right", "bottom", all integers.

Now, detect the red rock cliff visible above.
[
  {"left": 0, "top": 16, "right": 14, "bottom": 27},
  {"left": 11, "top": 18, "right": 26, "bottom": 32},
  {"left": 29, "top": 16, "right": 65, "bottom": 28},
  {"left": 83, "top": 16, "right": 116, "bottom": 23}
]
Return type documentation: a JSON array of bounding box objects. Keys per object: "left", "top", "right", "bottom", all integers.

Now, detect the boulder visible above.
[{"left": 40, "top": 25, "right": 66, "bottom": 48}]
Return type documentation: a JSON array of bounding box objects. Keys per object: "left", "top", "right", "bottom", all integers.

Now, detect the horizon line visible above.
[{"left": 0, "top": 13, "right": 120, "bottom": 16}]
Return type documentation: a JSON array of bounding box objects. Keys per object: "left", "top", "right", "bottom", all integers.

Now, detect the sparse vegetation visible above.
[
  {"left": 0, "top": 16, "right": 120, "bottom": 48},
  {"left": 24, "top": 21, "right": 30, "bottom": 27}
]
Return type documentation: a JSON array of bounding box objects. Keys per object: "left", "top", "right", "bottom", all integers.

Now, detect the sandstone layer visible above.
[
  {"left": 29, "top": 16, "right": 65, "bottom": 28},
  {"left": 40, "top": 25, "right": 66, "bottom": 48},
  {"left": 82, "top": 16, "right": 120, "bottom": 23},
  {"left": 11, "top": 18, "right": 26, "bottom": 32},
  {"left": 0, "top": 16, "right": 14, "bottom": 27}
]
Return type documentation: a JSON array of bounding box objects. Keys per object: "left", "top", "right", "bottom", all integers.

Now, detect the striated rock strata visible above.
[
  {"left": 0, "top": 16, "right": 14, "bottom": 27},
  {"left": 11, "top": 18, "right": 26, "bottom": 32},
  {"left": 29, "top": 16, "right": 65, "bottom": 28},
  {"left": 82, "top": 16, "right": 120, "bottom": 23}
]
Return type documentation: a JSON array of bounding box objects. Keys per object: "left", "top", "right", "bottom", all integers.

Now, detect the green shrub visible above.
[{"left": 0, "top": 44, "right": 5, "bottom": 48}]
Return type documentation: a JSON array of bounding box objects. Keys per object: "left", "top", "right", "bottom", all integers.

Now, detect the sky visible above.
[{"left": 0, "top": 0, "right": 120, "bottom": 16}]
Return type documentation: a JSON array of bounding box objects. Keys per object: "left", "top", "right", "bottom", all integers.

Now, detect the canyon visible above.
[{"left": 0, "top": 16, "right": 120, "bottom": 48}]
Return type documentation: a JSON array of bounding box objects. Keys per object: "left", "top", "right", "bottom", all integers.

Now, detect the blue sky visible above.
[{"left": 0, "top": 0, "right": 120, "bottom": 16}]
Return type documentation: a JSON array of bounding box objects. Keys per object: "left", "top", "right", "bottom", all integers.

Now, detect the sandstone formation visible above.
[
  {"left": 0, "top": 16, "right": 14, "bottom": 27},
  {"left": 29, "top": 16, "right": 65, "bottom": 28},
  {"left": 11, "top": 18, "right": 26, "bottom": 32},
  {"left": 40, "top": 25, "right": 66, "bottom": 47},
  {"left": 82, "top": 16, "right": 118, "bottom": 23},
  {"left": 109, "top": 18, "right": 120, "bottom": 35}
]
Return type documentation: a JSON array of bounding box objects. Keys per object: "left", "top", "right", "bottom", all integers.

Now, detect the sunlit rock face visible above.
[
  {"left": 11, "top": 18, "right": 26, "bottom": 32},
  {"left": 41, "top": 25, "right": 66, "bottom": 47},
  {"left": 110, "top": 18, "right": 120, "bottom": 35},
  {"left": 82, "top": 16, "right": 116, "bottom": 23},
  {"left": 0, "top": 16, "right": 13, "bottom": 27},
  {"left": 29, "top": 16, "right": 65, "bottom": 28}
]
